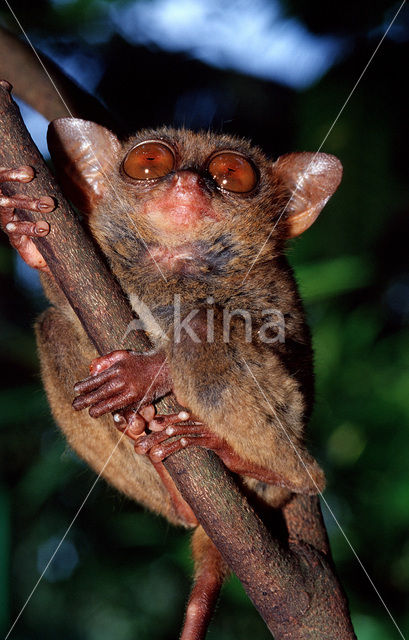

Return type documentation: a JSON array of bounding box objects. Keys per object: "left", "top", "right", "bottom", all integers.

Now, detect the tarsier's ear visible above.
[
  {"left": 272, "top": 152, "right": 343, "bottom": 238},
  {"left": 47, "top": 118, "right": 121, "bottom": 214}
]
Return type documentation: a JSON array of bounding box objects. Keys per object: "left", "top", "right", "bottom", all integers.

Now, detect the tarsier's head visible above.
[{"left": 48, "top": 119, "right": 342, "bottom": 278}]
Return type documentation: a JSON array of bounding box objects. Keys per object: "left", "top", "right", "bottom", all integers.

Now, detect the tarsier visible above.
[{"left": 0, "top": 118, "right": 342, "bottom": 639}]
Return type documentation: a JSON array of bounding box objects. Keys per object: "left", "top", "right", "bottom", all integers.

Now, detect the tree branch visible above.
[
  {"left": 0, "top": 26, "right": 117, "bottom": 129},
  {"left": 0, "top": 80, "right": 356, "bottom": 639}
]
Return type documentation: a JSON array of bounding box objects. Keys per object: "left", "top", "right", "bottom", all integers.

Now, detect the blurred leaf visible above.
[
  {"left": 0, "top": 486, "right": 10, "bottom": 636},
  {"left": 15, "top": 439, "right": 80, "bottom": 515},
  {"left": 296, "top": 255, "right": 374, "bottom": 301},
  {"left": 0, "top": 385, "right": 49, "bottom": 427}
]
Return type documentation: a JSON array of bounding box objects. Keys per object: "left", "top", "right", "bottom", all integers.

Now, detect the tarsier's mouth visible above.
[
  {"left": 145, "top": 204, "right": 217, "bottom": 231},
  {"left": 149, "top": 245, "right": 195, "bottom": 262},
  {"left": 141, "top": 171, "right": 218, "bottom": 230},
  {"left": 146, "top": 244, "right": 200, "bottom": 272},
  {"left": 143, "top": 240, "right": 233, "bottom": 279}
]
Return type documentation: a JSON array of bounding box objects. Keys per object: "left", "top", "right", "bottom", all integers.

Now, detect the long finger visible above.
[
  {"left": 90, "top": 350, "right": 131, "bottom": 375},
  {"left": 0, "top": 166, "right": 35, "bottom": 183},
  {"left": 88, "top": 389, "right": 138, "bottom": 418},
  {"left": 72, "top": 378, "right": 124, "bottom": 411},
  {"left": 74, "top": 367, "right": 117, "bottom": 394},
  {"left": 5, "top": 220, "right": 50, "bottom": 237},
  {"left": 148, "top": 411, "right": 191, "bottom": 432},
  {"left": 0, "top": 193, "right": 55, "bottom": 213}
]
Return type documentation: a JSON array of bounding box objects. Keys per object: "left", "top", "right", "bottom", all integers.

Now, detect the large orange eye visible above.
[
  {"left": 123, "top": 141, "right": 175, "bottom": 180},
  {"left": 208, "top": 152, "right": 258, "bottom": 193}
]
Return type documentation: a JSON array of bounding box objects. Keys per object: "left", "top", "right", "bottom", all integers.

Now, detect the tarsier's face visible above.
[
  {"left": 113, "top": 128, "right": 283, "bottom": 253},
  {"left": 120, "top": 138, "right": 259, "bottom": 234},
  {"left": 48, "top": 119, "right": 342, "bottom": 275}
]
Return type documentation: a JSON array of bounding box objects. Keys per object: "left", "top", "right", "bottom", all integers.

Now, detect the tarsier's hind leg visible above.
[
  {"left": 132, "top": 415, "right": 325, "bottom": 496},
  {"left": 35, "top": 305, "right": 190, "bottom": 527},
  {"left": 181, "top": 526, "right": 228, "bottom": 640}
]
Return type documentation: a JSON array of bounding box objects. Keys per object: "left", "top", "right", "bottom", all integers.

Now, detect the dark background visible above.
[{"left": 0, "top": 1, "right": 408, "bottom": 638}]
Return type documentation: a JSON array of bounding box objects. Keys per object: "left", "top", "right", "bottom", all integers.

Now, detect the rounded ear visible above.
[
  {"left": 47, "top": 118, "right": 121, "bottom": 214},
  {"left": 272, "top": 152, "right": 343, "bottom": 238}
]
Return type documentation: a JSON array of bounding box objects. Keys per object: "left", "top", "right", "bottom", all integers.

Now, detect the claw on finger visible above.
[
  {"left": 37, "top": 196, "right": 55, "bottom": 212},
  {"left": 35, "top": 220, "right": 50, "bottom": 235}
]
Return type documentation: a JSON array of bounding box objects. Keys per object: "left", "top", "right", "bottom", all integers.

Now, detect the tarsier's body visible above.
[{"left": 0, "top": 119, "right": 342, "bottom": 639}]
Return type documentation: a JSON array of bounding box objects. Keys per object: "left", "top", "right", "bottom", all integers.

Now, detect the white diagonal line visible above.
[
  {"left": 241, "top": 0, "right": 407, "bottom": 284},
  {"left": 1, "top": 4, "right": 170, "bottom": 636},
  {"left": 243, "top": 357, "right": 406, "bottom": 639},
  {"left": 3, "top": 0, "right": 168, "bottom": 282},
  {"left": 4, "top": 1, "right": 407, "bottom": 637},
  {"left": 3, "top": 358, "right": 169, "bottom": 640}
]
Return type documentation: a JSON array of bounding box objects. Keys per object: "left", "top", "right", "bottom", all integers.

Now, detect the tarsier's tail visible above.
[{"left": 180, "top": 526, "right": 228, "bottom": 640}]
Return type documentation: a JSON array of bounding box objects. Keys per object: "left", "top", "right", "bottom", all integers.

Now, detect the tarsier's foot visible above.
[
  {"left": 113, "top": 405, "right": 189, "bottom": 438},
  {"left": 125, "top": 411, "right": 302, "bottom": 489},
  {"left": 72, "top": 349, "right": 172, "bottom": 418},
  {"left": 0, "top": 166, "right": 54, "bottom": 272},
  {"left": 132, "top": 417, "right": 214, "bottom": 463},
  {"left": 116, "top": 409, "right": 202, "bottom": 526}
]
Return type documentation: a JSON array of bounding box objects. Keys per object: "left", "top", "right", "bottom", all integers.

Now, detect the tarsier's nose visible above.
[
  {"left": 171, "top": 170, "right": 207, "bottom": 194},
  {"left": 143, "top": 170, "right": 216, "bottom": 230}
]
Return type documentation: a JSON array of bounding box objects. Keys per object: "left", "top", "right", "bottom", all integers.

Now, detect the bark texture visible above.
[{"left": 0, "top": 80, "right": 356, "bottom": 639}]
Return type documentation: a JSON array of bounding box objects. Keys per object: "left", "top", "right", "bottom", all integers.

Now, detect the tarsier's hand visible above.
[
  {"left": 0, "top": 166, "right": 55, "bottom": 272},
  {"left": 72, "top": 349, "right": 173, "bottom": 423}
]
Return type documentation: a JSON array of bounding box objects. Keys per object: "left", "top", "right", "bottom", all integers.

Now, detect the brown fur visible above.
[
  {"left": 0, "top": 112, "right": 342, "bottom": 640},
  {"left": 37, "top": 121, "right": 343, "bottom": 518},
  {"left": 35, "top": 299, "right": 188, "bottom": 526},
  {"left": 1, "top": 120, "right": 342, "bottom": 640}
]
